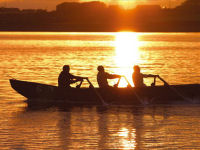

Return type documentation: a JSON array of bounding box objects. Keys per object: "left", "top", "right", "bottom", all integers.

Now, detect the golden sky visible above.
[{"left": 0, "top": 0, "right": 185, "bottom": 10}]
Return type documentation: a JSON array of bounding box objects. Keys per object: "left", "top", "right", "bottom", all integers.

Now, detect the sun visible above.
[
  {"left": 117, "top": 0, "right": 136, "bottom": 9},
  {"left": 114, "top": 32, "right": 141, "bottom": 87},
  {"left": 81, "top": 0, "right": 136, "bottom": 9},
  {"left": 115, "top": 32, "right": 140, "bottom": 67}
]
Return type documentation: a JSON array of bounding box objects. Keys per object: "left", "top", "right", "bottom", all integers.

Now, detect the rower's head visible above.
[
  {"left": 63, "top": 65, "right": 70, "bottom": 72},
  {"left": 133, "top": 65, "right": 140, "bottom": 73},
  {"left": 97, "top": 65, "right": 104, "bottom": 72}
]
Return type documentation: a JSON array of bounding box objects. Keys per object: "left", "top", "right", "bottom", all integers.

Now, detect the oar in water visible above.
[
  {"left": 157, "top": 76, "right": 192, "bottom": 102},
  {"left": 86, "top": 78, "right": 108, "bottom": 106}
]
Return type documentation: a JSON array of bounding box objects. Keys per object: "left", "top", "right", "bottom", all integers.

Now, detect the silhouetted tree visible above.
[
  {"left": 177, "top": 0, "right": 200, "bottom": 10},
  {"left": 181, "top": 0, "right": 200, "bottom": 6}
]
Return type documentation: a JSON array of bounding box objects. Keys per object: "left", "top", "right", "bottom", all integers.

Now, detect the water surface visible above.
[{"left": 0, "top": 32, "right": 200, "bottom": 149}]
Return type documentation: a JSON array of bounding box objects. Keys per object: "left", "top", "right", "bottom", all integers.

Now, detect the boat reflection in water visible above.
[
  {"left": 23, "top": 104, "right": 190, "bottom": 149},
  {"left": 24, "top": 105, "right": 141, "bottom": 149}
]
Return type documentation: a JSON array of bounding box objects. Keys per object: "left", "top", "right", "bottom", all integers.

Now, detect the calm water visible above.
[{"left": 0, "top": 32, "right": 200, "bottom": 149}]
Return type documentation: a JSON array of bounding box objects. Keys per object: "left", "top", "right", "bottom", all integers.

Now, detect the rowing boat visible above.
[{"left": 9, "top": 78, "right": 200, "bottom": 105}]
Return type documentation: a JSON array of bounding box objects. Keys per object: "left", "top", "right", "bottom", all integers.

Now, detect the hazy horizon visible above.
[{"left": 0, "top": 0, "right": 185, "bottom": 10}]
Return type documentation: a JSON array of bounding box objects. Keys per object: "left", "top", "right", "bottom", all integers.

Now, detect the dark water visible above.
[{"left": 0, "top": 32, "right": 200, "bottom": 149}]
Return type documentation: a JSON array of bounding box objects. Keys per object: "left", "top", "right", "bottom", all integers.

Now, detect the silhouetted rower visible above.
[
  {"left": 97, "top": 65, "right": 121, "bottom": 88},
  {"left": 58, "top": 65, "right": 85, "bottom": 88},
  {"left": 132, "top": 65, "right": 158, "bottom": 87}
]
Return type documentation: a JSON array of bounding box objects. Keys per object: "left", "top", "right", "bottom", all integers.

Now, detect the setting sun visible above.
[
  {"left": 115, "top": 32, "right": 140, "bottom": 66},
  {"left": 114, "top": 32, "right": 141, "bottom": 86},
  {"left": 117, "top": 0, "right": 136, "bottom": 9}
]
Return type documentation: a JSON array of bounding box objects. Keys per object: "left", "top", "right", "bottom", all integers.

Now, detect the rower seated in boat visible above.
[
  {"left": 97, "top": 65, "right": 121, "bottom": 88},
  {"left": 58, "top": 65, "right": 86, "bottom": 88},
  {"left": 132, "top": 65, "right": 158, "bottom": 87}
]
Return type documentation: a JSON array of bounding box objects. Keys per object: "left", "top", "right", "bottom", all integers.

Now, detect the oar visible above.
[
  {"left": 86, "top": 78, "right": 108, "bottom": 106},
  {"left": 115, "top": 76, "right": 121, "bottom": 87},
  {"left": 157, "top": 76, "right": 192, "bottom": 102},
  {"left": 76, "top": 80, "right": 83, "bottom": 88},
  {"left": 122, "top": 76, "right": 147, "bottom": 105},
  {"left": 122, "top": 76, "right": 132, "bottom": 87}
]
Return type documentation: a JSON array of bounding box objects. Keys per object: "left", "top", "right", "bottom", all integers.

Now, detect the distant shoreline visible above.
[
  {"left": 1, "top": 29, "right": 200, "bottom": 32},
  {"left": 1, "top": 1, "right": 200, "bottom": 33}
]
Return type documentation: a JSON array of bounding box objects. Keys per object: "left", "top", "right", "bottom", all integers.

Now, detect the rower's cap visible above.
[
  {"left": 63, "top": 65, "right": 70, "bottom": 70},
  {"left": 134, "top": 65, "right": 140, "bottom": 72},
  {"left": 97, "top": 65, "right": 104, "bottom": 72}
]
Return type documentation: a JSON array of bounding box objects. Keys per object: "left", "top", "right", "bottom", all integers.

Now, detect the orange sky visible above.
[{"left": 0, "top": 0, "right": 185, "bottom": 10}]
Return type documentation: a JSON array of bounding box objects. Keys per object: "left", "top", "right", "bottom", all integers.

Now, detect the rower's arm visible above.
[
  {"left": 70, "top": 74, "right": 84, "bottom": 81},
  {"left": 106, "top": 73, "right": 121, "bottom": 79},
  {"left": 143, "top": 74, "right": 158, "bottom": 78}
]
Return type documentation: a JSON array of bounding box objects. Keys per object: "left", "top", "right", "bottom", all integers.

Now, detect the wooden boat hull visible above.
[{"left": 9, "top": 79, "right": 200, "bottom": 105}]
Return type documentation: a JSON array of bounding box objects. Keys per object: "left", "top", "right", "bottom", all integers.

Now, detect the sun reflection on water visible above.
[
  {"left": 114, "top": 32, "right": 142, "bottom": 87},
  {"left": 118, "top": 127, "right": 136, "bottom": 149}
]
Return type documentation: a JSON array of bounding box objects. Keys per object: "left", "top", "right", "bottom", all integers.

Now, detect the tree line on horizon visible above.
[{"left": 0, "top": 0, "right": 200, "bottom": 32}]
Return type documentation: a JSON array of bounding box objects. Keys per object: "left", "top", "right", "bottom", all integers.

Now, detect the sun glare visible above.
[
  {"left": 114, "top": 32, "right": 141, "bottom": 87},
  {"left": 118, "top": 127, "right": 136, "bottom": 149},
  {"left": 117, "top": 0, "right": 136, "bottom": 9},
  {"left": 80, "top": 0, "right": 136, "bottom": 9}
]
